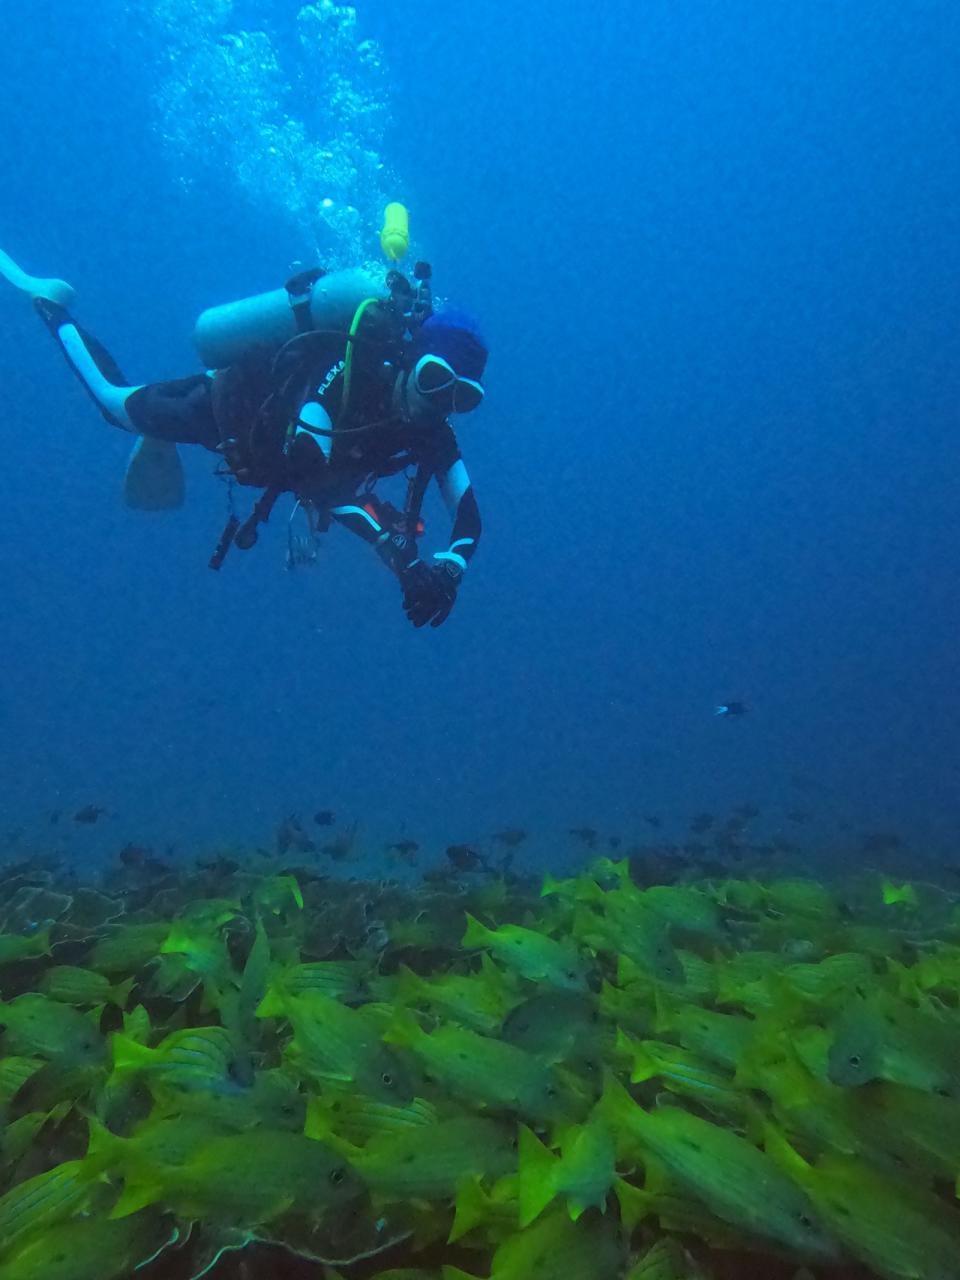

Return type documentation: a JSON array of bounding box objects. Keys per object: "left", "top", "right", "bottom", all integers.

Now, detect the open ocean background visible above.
[{"left": 1, "top": 0, "right": 959, "bottom": 876}]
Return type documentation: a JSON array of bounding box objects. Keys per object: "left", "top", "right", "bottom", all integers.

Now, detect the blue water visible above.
[{"left": 1, "top": 0, "right": 958, "bottom": 872}]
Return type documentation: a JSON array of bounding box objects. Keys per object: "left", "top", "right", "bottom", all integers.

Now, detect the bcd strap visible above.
[{"left": 284, "top": 267, "right": 326, "bottom": 335}]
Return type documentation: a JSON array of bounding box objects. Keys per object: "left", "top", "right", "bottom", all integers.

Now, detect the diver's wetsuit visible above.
[{"left": 37, "top": 299, "right": 481, "bottom": 573}]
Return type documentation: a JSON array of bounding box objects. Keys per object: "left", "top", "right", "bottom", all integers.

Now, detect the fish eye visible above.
[
  {"left": 847, "top": 1054, "right": 862, "bottom": 1068},
  {"left": 798, "top": 1214, "right": 814, "bottom": 1229},
  {"left": 545, "top": 1085, "right": 557, "bottom": 1097},
  {"left": 329, "top": 1167, "right": 346, "bottom": 1185},
  {"left": 381, "top": 1072, "right": 394, "bottom": 1086}
]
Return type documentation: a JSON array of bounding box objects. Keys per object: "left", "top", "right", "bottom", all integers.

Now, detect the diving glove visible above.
[{"left": 400, "top": 557, "right": 462, "bottom": 629}]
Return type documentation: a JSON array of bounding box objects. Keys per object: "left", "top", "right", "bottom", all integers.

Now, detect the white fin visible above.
[
  {"left": 0, "top": 248, "right": 75, "bottom": 305},
  {"left": 123, "top": 437, "right": 185, "bottom": 511}
]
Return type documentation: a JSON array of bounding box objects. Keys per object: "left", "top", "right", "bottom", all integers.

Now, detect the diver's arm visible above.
[{"left": 430, "top": 423, "right": 481, "bottom": 572}]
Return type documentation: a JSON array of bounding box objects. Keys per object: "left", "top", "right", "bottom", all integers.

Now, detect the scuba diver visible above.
[{"left": 0, "top": 206, "right": 486, "bottom": 629}]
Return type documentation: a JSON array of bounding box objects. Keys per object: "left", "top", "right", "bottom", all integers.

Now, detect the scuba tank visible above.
[
  {"left": 194, "top": 266, "right": 387, "bottom": 369},
  {"left": 204, "top": 203, "right": 436, "bottom": 570}
]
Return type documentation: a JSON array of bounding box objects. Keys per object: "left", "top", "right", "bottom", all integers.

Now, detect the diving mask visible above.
[{"left": 412, "top": 353, "right": 484, "bottom": 414}]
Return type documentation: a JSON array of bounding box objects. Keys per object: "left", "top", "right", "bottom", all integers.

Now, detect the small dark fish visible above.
[
  {"left": 608, "top": 836, "right": 622, "bottom": 850},
  {"left": 492, "top": 828, "right": 527, "bottom": 848},
  {"left": 446, "top": 844, "right": 484, "bottom": 872},
  {"left": 568, "top": 827, "right": 598, "bottom": 847},
  {"left": 277, "top": 815, "right": 316, "bottom": 857},
  {"left": 386, "top": 840, "right": 420, "bottom": 863},
  {"left": 689, "top": 813, "right": 715, "bottom": 834},
  {"left": 714, "top": 701, "right": 748, "bottom": 717},
  {"left": 322, "top": 820, "right": 359, "bottom": 862},
  {"left": 644, "top": 815, "right": 662, "bottom": 830},
  {"left": 119, "top": 843, "right": 151, "bottom": 868},
  {"left": 74, "top": 805, "right": 106, "bottom": 825},
  {"left": 313, "top": 810, "right": 336, "bottom": 827},
  {"left": 197, "top": 854, "right": 240, "bottom": 877}
]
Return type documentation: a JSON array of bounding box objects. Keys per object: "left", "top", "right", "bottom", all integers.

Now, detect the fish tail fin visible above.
[
  {"left": 84, "top": 1114, "right": 124, "bottom": 1173},
  {"left": 461, "top": 913, "right": 491, "bottom": 951},
  {"left": 394, "top": 964, "right": 425, "bottom": 1007},
  {"left": 255, "top": 986, "right": 285, "bottom": 1019},
  {"left": 613, "top": 1027, "right": 647, "bottom": 1081},
  {"left": 615, "top": 1177, "right": 654, "bottom": 1233},
  {"left": 382, "top": 1007, "right": 425, "bottom": 1051},
  {"left": 449, "top": 1173, "right": 490, "bottom": 1244},
  {"left": 762, "top": 1120, "right": 812, "bottom": 1179},
  {"left": 111, "top": 1032, "right": 157, "bottom": 1074},
  {"left": 110, "top": 1175, "right": 164, "bottom": 1219},
  {"left": 108, "top": 977, "right": 136, "bottom": 1010},
  {"left": 517, "top": 1124, "right": 558, "bottom": 1227},
  {"left": 303, "top": 1097, "right": 362, "bottom": 1157},
  {"left": 541, "top": 871, "right": 563, "bottom": 897}
]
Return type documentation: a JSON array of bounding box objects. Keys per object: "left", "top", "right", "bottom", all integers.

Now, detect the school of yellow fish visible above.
[{"left": 0, "top": 856, "right": 959, "bottom": 1280}]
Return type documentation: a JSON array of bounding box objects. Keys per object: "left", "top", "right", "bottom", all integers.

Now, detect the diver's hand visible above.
[{"left": 400, "top": 558, "right": 461, "bottom": 628}]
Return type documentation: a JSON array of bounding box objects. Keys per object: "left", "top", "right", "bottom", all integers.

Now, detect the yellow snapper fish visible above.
[
  {"left": 256, "top": 959, "right": 369, "bottom": 1017},
  {"left": 599, "top": 1074, "right": 840, "bottom": 1262},
  {"left": 850, "top": 1081, "right": 960, "bottom": 1182},
  {"left": 384, "top": 1011, "right": 575, "bottom": 1124},
  {"left": 827, "top": 993, "right": 960, "bottom": 1095},
  {"left": 501, "top": 990, "right": 610, "bottom": 1082},
  {"left": 449, "top": 1172, "right": 518, "bottom": 1244},
  {"left": 395, "top": 958, "right": 516, "bottom": 1034},
  {"left": 87, "top": 923, "right": 170, "bottom": 975},
  {"left": 111, "top": 1024, "right": 241, "bottom": 1090},
  {"left": 0, "top": 1159, "right": 93, "bottom": 1251},
  {"left": 160, "top": 920, "right": 236, "bottom": 1001},
  {"left": 517, "top": 1117, "right": 616, "bottom": 1226},
  {"left": 153, "top": 1065, "right": 306, "bottom": 1132},
  {"left": 734, "top": 1033, "right": 863, "bottom": 1158},
  {"left": 1, "top": 1101, "right": 70, "bottom": 1165},
  {"left": 274, "top": 989, "right": 419, "bottom": 1103},
  {"left": 625, "top": 1237, "right": 708, "bottom": 1280},
  {"left": 306, "top": 1091, "right": 437, "bottom": 1147},
  {"left": 763, "top": 878, "right": 840, "bottom": 920},
  {"left": 442, "top": 1206, "right": 623, "bottom": 1280},
  {"left": 0, "top": 1210, "right": 175, "bottom": 1280},
  {"left": 780, "top": 952, "right": 873, "bottom": 1007},
  {"left": 620, "top": 1031, "right": 761, "bottom": 1129},
  {"left": 111, "top": 1129, "right": 364, "bottom": 1225},
  {"left": 251, "top": 873, "right": 303, "bottom": 915},
  {"left": 461, "top": 914, "right": 588, "bottom": 992},
  {"left": 0, "top": 1055, "right": 43, "bottom": 1110},
  {"left": 652, "top": 995, "right": 755, "bottom": 1071},
  {"left": 341, "top": 1114, "right": 516, "bottom": 1201},
  {"left": 0, "top": 929, "right": 51, "bottom": 966},
  {"left": 39, "top": 965, "right": 134, "bottom": 1009},
  {"left": 85, "top": 1112, "right": 229, "bottom": 1177},
  {"left": 0, "top": 994, "right": 106, "bottom": 1066},
  {"left": 766, "top": 1123, "right": 960, "bottom": 1280},
  {"left": 639, "top": 885, "right": 723, "bottom": 941},
  {"left": 616, "top": 1174, "right": 747, "bottom": 1252},
  {"left": 576, "top": 898, "right": 684, "bottom": 985},
  {"left": 617, "top": 950, "right": 716, "bottom": 1004}
]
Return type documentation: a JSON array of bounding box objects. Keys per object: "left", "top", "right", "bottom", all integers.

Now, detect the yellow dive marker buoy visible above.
[{"left": 380, "top": 202, "right": 410, "bottom": 261}]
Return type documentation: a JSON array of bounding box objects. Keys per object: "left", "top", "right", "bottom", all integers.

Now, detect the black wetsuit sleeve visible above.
[{"left": 428, "top": 421, "right": 482, "bottom": 569}]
